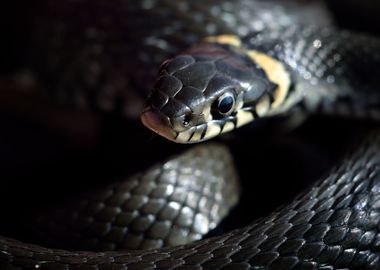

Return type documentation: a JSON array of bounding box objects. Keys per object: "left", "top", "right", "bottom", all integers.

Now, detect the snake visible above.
[{"left": 2, "top": 0, "right": 380, "bottom": 269}]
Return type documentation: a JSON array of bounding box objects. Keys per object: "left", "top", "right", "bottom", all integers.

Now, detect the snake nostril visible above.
[{"left": 159, "top": 59, "right": 171, "bottom": 71}]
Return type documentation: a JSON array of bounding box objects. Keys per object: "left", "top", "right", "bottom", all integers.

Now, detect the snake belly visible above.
[{"left": 3, "top": 1, "right": 380, "bottom": 270}]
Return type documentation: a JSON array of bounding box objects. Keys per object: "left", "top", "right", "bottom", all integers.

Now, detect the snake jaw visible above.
[{"left": 141, "top": 105, "right": 234, "bottom": 144}]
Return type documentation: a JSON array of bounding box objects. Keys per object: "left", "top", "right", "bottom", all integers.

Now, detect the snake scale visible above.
[{"left": 2, "top": 0, "right": 380, "bottom": 269}]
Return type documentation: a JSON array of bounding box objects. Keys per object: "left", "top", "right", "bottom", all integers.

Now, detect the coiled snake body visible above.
[{"left": 2, "top": 0, "right": 380, "bottom": 269}]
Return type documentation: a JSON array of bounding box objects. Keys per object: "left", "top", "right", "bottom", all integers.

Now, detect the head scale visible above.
[{"left": 141, "top": 39, "right": 281, "bottom": 143}]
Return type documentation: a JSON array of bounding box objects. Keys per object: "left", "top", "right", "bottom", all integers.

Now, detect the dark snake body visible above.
[
  {"left": 3, "top": 0, "right": 380, "bottom": 269},
  {"left": 19, "top": 0, "right": 331, "bottom": 117}
]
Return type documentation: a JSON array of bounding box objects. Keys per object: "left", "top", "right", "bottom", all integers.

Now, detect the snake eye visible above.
[{"left": 214, "top": 92, "right": 235, "bottom": 116}]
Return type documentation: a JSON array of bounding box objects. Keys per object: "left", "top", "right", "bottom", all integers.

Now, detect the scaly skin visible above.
[
  {"left": 2, "top": 0, "right": 380, "bottom": 269},
  {"left": 2, "top": 132, "right": 380, "bottom": 269}
]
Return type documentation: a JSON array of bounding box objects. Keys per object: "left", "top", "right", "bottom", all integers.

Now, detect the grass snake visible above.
[{"left": 2, "top": 0, "right": 380, "bottom": 269}]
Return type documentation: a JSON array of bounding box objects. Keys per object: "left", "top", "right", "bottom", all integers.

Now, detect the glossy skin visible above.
[
  {"left": 29, "top": 145, "right": 240, "bottom": 251},
  {"left": 142, "top": 27, "right": 380, "bottom": 143},
  {"left": 2, "top": 0, "right": 380, "bottom": 269},
  {"left": 141, "top": 42, "right": 276, "bottom": 143},
  {"left": 3, "top": 133, "right": 380, "bottom": 269}
]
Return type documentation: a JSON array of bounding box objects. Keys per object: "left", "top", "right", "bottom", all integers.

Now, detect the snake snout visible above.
[{"left": 141, "top": 108, "right": 176, "bottom": 140}]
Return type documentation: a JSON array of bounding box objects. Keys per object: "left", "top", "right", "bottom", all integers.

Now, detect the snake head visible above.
[{"left": 141, "top": 40, "right": 281, "bottom": 143}]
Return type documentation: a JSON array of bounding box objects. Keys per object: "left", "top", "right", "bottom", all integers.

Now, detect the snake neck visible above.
[
  {"left": 196, "top": 35, "right": 296, "bottom": 119},
  {"left": 241, "top": 25, "right": 380, "bottom": 121}
]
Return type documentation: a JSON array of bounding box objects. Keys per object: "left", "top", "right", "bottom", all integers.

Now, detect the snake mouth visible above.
[
  {"left": 141, "top": 108, "right": 177, "bottom": 141},
  {"left": 141, "top": 108, "right": 213, "bottom": 144}
]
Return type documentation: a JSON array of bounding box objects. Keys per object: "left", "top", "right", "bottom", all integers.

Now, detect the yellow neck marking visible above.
[
  {"left": 246, "top": 50, "right": 291, "bottom": 109},
  {"left": 203, "top": 35, "right": 242, "bottom": 47}
]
